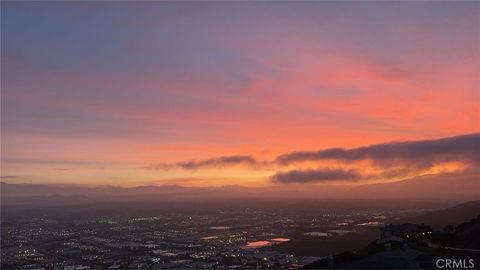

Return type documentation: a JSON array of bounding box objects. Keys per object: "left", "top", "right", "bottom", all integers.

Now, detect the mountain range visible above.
[{"left": 2, "top": 170, "right": 479, "bottom": 208}]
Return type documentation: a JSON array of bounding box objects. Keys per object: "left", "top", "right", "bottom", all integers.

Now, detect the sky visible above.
[{"left": 1, "top": 1, "right": 479, "bottom": 188}]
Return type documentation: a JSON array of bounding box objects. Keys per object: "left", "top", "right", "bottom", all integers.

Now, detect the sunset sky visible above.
[{"left": 1, "top": 1, "right": 479, "bottom": 188}]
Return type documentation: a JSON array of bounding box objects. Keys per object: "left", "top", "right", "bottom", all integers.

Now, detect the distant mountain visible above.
[
  {"left": 348, "top": 171, "right": 480, "bottom": 206},
  {"left": 409, "top": 200, "right": 480, "bottom": 230},
  {"left": 0, "top": 182, "right": 225, "bottom": 197},
  {"left": 3, "top": 171, "right": 479, "bottom": 209},
  {"left": 1, "top": 182, "right": 436, "bottom": 213}
]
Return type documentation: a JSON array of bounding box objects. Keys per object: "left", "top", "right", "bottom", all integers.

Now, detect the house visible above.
[{"left": 380, "top": 223, "right": 431, "bottom": 241}]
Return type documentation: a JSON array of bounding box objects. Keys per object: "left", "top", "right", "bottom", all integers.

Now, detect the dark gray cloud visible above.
[
  {"left": 148, "top": 155, "right": 261, "bottom": 170},
  {"left": 148, "top": 133, "right": 480, "bottom": 183},
  {"left": 275, "top": 133, "right": 480, "bottom": 169},
  {"left": 270, "top": 133, "right": 480, "bottom": 184},
  {"left": 0, "top": 175, "right": 19, "bottom": 179},
  {"left": 270, "top": 166, "right": 454, "bottom": 184},
  {"left": 271, "top": 169, "right": 361, "bottom": 184},
  {"left": 4, "top": 158, "right": 103, "bottom": 166}
]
